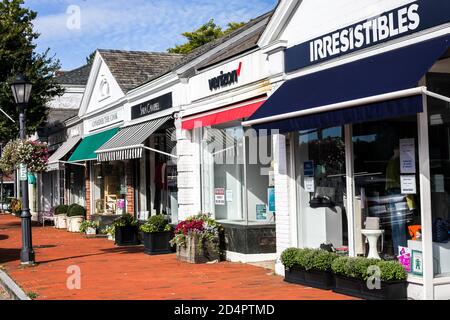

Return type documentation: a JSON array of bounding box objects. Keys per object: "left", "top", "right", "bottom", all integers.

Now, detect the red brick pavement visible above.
[{"left": 0, "top": 215, "right": 355, "bottom": 300}]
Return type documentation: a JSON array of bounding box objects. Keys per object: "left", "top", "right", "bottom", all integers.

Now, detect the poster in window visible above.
[
  {"left": 304, "top": 177, "right": 315, "bottom": 193},
  {"left": 214, "top": 188, "right": 226, "bottom": 206},
  {"left": 401, "top": 175, "right": 417, "bottom": 195},
  {"left": 398, "top": 247, "right": 412, "bottom": 273},
  {"left": 256, "top": 204, "right": 267, "bottom": 221},
  {"left": 400, "top": 139, "right": 416, "bottom": 174},
  {"left": 304, "top": 161, "right": 314, "bottom": 177},
  {"left": 412, "top": 250, "right": 423, "bottom": 276},
  {"left": 226, "top": 190, "right": 233, "bottom": 203}
]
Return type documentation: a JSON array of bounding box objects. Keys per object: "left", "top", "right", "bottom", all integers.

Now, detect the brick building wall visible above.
[{"left": 126, "top": 161, "right": 135, "bottom": 216}]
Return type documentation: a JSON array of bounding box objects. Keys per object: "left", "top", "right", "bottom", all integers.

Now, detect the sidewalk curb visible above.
[{"left": 0, "top": 270, "right": 31, "bottom": 300}]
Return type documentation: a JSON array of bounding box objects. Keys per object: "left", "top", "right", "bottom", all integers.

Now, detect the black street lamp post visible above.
[{"left": 10, "top": 75, "right": 35, "bottom": 265}]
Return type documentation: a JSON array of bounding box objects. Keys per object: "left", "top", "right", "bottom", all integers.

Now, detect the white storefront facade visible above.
[{"left": 244, "top": 0, "right": 450, "bottom": 300}]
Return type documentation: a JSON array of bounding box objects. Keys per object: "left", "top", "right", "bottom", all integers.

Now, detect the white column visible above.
[
  {"left": 273, "top": 133, "right": 291, "bottom": 276},
  {"left": 418, "top": 94, "right": 434, "bottom": 300}
]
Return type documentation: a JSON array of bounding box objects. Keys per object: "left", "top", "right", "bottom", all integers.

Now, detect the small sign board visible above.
[
  {"left": 19, "top": 164, "right": 28, "bottom": 181},
  {"left": 214, "top": 188, "right": 225, "bottom": 206},
  {"left": 401, "top": 175, "right": 417, "bottom": 195}
]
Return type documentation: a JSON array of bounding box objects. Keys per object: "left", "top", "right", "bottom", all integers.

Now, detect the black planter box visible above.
[
  {"left": 359, "top": 280, "right": 407, "bottom": 300},
  {"left": 334, "top": 275, "right": 407, "bottom": 300},
  {"left": 115, "top": 226, "right": 140, "bottom": 246},
  {"left": 333, "top": 275, "right": 362, "bottom": 297},
  {"left": 284, "top": 268, "right": 334, "bottom": 290},
  {"left": 143, "top": 231, "right": 172, "bottom": 255}
]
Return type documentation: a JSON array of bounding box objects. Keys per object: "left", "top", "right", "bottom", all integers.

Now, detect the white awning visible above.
[
  {"left": 96, "top": 116, "right": 172, "bottom": 162},
  {"left": 47, "top": 136, "right": 82, "bottom": 171}
]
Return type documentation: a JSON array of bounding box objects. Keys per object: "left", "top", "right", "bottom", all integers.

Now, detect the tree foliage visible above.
[
  {"left": 168, "top": 19, "right": 246, "bottom": 54},
  {"left": 0, "top": 0, "right": 63, "bottom": 143}
]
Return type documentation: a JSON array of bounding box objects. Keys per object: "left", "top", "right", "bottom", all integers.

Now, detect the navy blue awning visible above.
[{"left": 245, "top": 35, "right": 450, "bottom": 132}]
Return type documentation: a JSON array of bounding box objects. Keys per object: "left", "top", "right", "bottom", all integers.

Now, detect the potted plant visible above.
[
  {"left": 281, "top": 248, "right": 338, "bottom": 290},
  {"left": 331, "top": 256, "right": 408, "bottom": 300},
  {"left": 66, "top": 204, "right": 86, "bottom": 233},
  {"left": 9, "top": 198, "right": 21, "bottom": 217},
  {"left": 105, "top": 225, "right": 115, "bottom": 241},
  {"left": 54, "top": 205, "right": 68, "bottom": 229},
  {"left": 170, "top": 214, "right": 222, "bottom": 264},
  {"left": 140, "top": 215, "right": 173, "bottom": 255},
  {"left": 80, "top": 220, "right": 99, "bottom": 236},
  {"left": 113, "top": 214, "right": 139, "bottom": 246}
]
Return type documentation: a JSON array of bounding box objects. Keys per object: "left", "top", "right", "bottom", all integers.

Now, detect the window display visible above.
[
  {"left": 93, "top": 161, "right": 126, "bottom": 215},
  {"left": 353, "top": 117, "right": 422, "bottom": 260},
  {"left": 201, "top": 123, "right": 274, "bottom": 225}
]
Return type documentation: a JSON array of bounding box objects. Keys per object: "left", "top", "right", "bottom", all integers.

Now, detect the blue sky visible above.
[{"left": 24, "top": 0, "right": 277, "bottom": 70}]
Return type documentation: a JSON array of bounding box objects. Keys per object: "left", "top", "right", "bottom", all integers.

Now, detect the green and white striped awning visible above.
[{"left": 96, "top": 116, "right": 171, "bottom": 162}]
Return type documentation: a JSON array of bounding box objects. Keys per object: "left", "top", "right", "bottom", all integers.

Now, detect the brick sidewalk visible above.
[{"left": 0, "top": 215, "right": 354, "bottom": 300}]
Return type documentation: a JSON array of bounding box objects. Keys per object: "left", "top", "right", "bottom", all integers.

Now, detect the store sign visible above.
[
  {"left": 208, "top": 62, "right": 242, "bottom": 91},
  {"left": 19, "top": 164, "right": 28, "bottom": 181},
  {"left": 214, "top": 188, "right": 226, "bottom": 206},
  {"left": 400, "top": 138, "right": 416, "bottom": 174},
  {"left": 401, "top": 175, "right": 417, "bottom": 195},
  {"left": 131, "top": 93, "right": 172, "bottom": 120},
  {"left": 285, "top": 0, "right": 450, "bottom": 72},
  {"left": 91, "top": 112, "right": 119, "bottom": 130}
]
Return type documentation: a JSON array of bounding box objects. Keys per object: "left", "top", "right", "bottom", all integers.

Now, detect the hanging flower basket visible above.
[{"left": 0, "top": 139, "right": 49, "bottom": 174}]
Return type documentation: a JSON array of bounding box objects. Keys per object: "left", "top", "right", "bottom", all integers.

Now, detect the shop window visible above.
[
  {"left": 353, "top": 118, "right": 422, "bottom": 266},
  {"left": 295, "top": 127, "right": 348, "bottom": 250},
  {"left": 427, "top": 72, "right": 450, "bottom": 278},
  {"left": 201, "top": 124, "right": 274, "bottom": 225},
  {"left": 68, "top": 165, "right": 85, "bottom": 206},
  {"left": 93, "top": 161, "right": 126, "bottom": 215}
]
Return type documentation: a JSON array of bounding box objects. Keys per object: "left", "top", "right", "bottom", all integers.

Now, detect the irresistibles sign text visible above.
[{"left": 285, "top": 0, "right": 450, "bottom": 72}]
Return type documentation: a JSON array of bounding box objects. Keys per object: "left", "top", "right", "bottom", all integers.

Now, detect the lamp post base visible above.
[{"left": 20, "top": 209, "right": 35, "bottom": 265}]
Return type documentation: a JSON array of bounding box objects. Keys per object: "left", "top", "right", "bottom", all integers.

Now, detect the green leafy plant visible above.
[
  {"left": 54, "top": 205, "right": 68, "bottom": 215},
  {"left": 113, "top": 214, "right": 138, "bottom": 228},
  {"left": 79, "top": 220, "right": 99, "bottom": 234},
  {"left": 104, "top": 225, "right": 115, "bottom": 236},
  {"left": 310, "top": 250, "right": 339, "bottom": 272},
  {"left": 67, "top": 204, "right": 86, "bottom": 217},
  {"left": 140, "top": 215, "right": 171, "bottom": 233},
  {"left": 9, "top": 198, "right": 21, "bottom": 214},
  {"left": 331, "top": 256, "right": 407, "bottom": 282},
  {"left": 27, "top": 291, "right": 39, "bottom": 299},
  {"left": 281, "top": 248, "right": 300, "bottom": 269},
  {"left": 377, "top": 260, "right": 408, "bottom": 282}
]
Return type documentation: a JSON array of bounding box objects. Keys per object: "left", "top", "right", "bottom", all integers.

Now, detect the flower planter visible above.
[
  {"left": 86, "top": 227, "right": 97, "bottom": 236},
  {"left": 333, "top": 275, "right": 407, "bottom": 300},
  {"left": 176, "top": 234, "right": 219, "bottom": 264},
  {"left": 107, "top": 234, "right": 115, "bottom": 241},
  {"left": 67, "top": 216, "right": 85, "bottom": 233},
  {"left": 284, "top": 268, "right": 334, "bottom": 290},
  {"left": 56, "top": 214, "right": 67, "bottom": 229},
  {"left": 142, "top": 231, "right": 172, "bottom": 255},
  {"left": 115, "top": 226, "right": 140, "bottom": 246},
  {"left": 333, "top": 275, "right": 363, "bottom": 297}
]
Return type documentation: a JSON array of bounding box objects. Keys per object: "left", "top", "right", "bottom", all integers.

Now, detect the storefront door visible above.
[{"left": 294, "top": 127, "right": 348, "bottom": 250}]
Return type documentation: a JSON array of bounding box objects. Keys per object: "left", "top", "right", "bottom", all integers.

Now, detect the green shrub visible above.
[
  {"left": 67, "top": 204, "right": 86, "bottom": 217},
  {"left": 354, "top": 257, "right": 380, "bottom": 281},
  {"left": 281, "top": 248, "right": 300, "bottom": 269},
  {"left": 331, "top": 256, "right": 349, "bottom": 276},
  {"left": 378, "top": 260, "right": 408, "bottom": 282},
  {"left": 140, "top": 215, "right": 171, "bottom": 233},
  {"left": 79, "top": 220, "right": 99, "bottom": 233},
  {"left": 311, "top": 250, "right": 339, "bottom": 272},
  {"left": 54, "top": 205, "right": 68, "bottom": 215},
  {"left": 113, "top": 214, "right": 137, "bottom": 228}
]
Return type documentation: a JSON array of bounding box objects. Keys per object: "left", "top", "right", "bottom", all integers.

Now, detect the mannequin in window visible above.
[{"left": 154, "top": 151, "right": 167, "bottom": 215}]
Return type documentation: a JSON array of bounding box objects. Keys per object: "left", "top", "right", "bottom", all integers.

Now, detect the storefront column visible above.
[
  {"left": 418, "top": 94, "right": 434, "bottom": 300},
  {"left": 273, "top": 133, "right": 291, "bottom": 276},
  {"left": 125, "top": 161, "right": 135, "bottom": 216},
  {"left": 345, "top": 125, "right": 356, "bottom": 257}
]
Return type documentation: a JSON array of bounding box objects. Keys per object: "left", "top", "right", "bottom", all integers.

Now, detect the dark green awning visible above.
[{"left": 68, "top": 128, "right": 119, "bottom": 162}]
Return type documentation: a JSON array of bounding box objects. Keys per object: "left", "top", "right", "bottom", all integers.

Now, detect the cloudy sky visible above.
[{"left": 24, "top": 0, "right": 277, "bottom": 70}]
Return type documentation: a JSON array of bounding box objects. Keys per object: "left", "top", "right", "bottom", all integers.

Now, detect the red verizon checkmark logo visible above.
[{"left": 208, "top": 62, "right": 243, "bottom": 91}]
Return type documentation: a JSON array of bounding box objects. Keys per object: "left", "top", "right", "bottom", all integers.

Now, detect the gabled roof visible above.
[
  {"left": 132, "top": 10, "right": 274, "bottom": 89},
  {"left": 57, "top": 64, "right": 92, "bottom": 86},
  {"left": 97, "top": 50, "right": 184, "bottom": 93}
]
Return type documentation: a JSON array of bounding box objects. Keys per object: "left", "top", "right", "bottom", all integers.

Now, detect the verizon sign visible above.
[{"left": 208, "top": 62, "right": 242, "bottom": 91}]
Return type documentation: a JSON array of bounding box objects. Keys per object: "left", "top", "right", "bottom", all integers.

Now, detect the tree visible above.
[
  {"left": 86, "top": 51, "right": 96, "bottom": 65},
  {"left": 0, "top": 0, "right": 63, "bottom": 143},
  {"left": 168, "top": 19, "right": 246, "bottom": 54}
]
